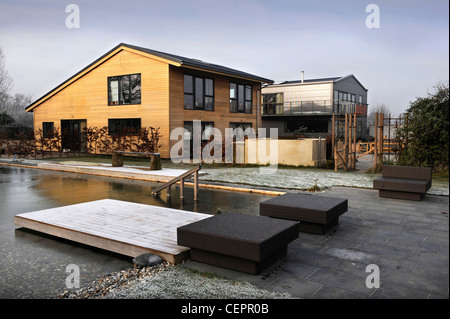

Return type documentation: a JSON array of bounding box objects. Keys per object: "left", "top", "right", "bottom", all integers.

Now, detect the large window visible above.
[
  {"left": 230, "top": 83, "right": 252, "bottom": 113},
  {"left": 108, "top": 74, "right": 141, "bottom": 105},
  {"left": 184, "top": 75, "right": 214, "bottom": 111},
  {"left": 108, "top": 118, "right": 141, "bottom": 135}
]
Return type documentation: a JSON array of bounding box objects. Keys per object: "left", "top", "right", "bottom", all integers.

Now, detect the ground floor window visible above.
[
  {"left": 229, "top": 122, "right": 253, "bottom": 138},
  {"left": 108, "top": 118, "right": 141, "bottom": 135},
  {"left": 285, "top": 118, "right": 328, "bottom": 134},
  {"left": 42, "top": 122, "right": 54, "bottom": 138},
  {"left": 183, "top": 121, "right": 214, "bottom": 141}
]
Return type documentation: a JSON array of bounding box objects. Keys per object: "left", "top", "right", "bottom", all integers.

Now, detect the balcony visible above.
[{"left": 262, "top": 100, "right": 368, "bottom": 116}]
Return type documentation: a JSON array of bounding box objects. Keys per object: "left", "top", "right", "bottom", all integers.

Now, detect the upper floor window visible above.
[
  {"left": 230, "top": 83, "right": 252, "bottom": 113},
  {"left": 184, "top": 75, "right": 214, "bottom": 111},
  {"left": 108, "top": 74, "right": 141, "bottom": 106}
]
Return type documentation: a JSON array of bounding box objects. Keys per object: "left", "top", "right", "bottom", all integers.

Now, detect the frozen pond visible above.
[{"left": 0, "top": 165, "right": 274, "bottom": 298}]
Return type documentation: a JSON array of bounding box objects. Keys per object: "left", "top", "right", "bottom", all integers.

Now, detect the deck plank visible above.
[{"left": 14, "top": 199, "right": 212, "bottom": 264}]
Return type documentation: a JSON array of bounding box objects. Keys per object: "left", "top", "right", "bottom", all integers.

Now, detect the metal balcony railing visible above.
[{"left": 262, "top": 100, "right": 368, "bottom": 116}]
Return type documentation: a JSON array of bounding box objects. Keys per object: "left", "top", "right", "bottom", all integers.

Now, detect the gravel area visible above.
[{"left": 57, "top": 262, "right": 296, "bottom": 299}]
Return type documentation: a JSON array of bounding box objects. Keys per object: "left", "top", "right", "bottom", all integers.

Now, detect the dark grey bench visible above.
[
  {"left": 373, "top": 165, "right": 432, "bottom": 201},
  {"left": 260, "top": 193, "right": 348, "bottom": 235},
  {"left": 177, "top": 213, "right": 299, "bottom": 274}
]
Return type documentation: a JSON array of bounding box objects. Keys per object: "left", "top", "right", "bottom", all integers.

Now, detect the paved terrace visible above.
[
  {"left": 1, "top": 157, "right": 448, "bottom": 298},
  {"left": 183, "top": 187, "right": 449, "bottom": 299}
]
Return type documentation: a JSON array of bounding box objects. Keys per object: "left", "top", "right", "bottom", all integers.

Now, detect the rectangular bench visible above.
[
  {"left": 177, "top": 213, "right": 299, "bottom": 274},
  {"left": 260, "top": 193, "right": 348, "bottom": 235},
  {"left": 112, "top": 151, "right": 161, "bottom": 170},
  {"left": 373, "top": 165, "right": 432, "bottom": 201}
]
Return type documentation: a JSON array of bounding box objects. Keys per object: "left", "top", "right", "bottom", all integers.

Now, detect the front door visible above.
[{"left": 61, "top": 120, "right": 86, "bottom": 152}]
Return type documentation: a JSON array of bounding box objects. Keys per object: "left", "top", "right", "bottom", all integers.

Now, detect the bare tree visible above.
[
  {"left": 3, "top": 93, "right": 33, "bottom": 126},
  {"left": 0, "top": 48, "right": 13, "bottom": 99},
  {"left": 0, "top": 47, "right": 33, "bottom": 127},
  {"left": 367, "top": 103, "right": 391, "bottom": 125}
]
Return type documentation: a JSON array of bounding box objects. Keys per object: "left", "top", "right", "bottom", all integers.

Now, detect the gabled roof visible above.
[
  {"left": 26, "top": 43, "right": 273, "bottom": 112},
  {"left": 270, "top": 74, "right": 368, "bottom": 92},
  {"left": 121, "top": 43, "right": 273, "bottom": 84}
]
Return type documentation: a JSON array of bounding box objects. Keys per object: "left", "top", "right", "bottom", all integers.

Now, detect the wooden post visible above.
[
  {"left": 167, "top": 185, "right": 171, "bottom": 199},
  {"left": 332, "top": 114, "right": 335, "bottom": 155},
  {"left": 344, "top": 113, "right": 348, "bottom": 170},
  {"left": 318, "top": 136, "right": 322, "bottom": 167},
  {"left": 379, "top": 113, "right": 384, "bottom": 165},
  {"left": 334, "top": 139, "right": 338, "bottom": 172},
  {"left": 112, "top": 152, "right": 123, "bottom": 167},
  {"left": 180, "top": 177, "right": 184, "bottom": 199},
  {"left": 348, "top": 114, "right": 353, "bottom": 170},
  {"left": 388, "top": 113, "right": 391, "bottom": 163},
  {"left": 150, "top": 153, "right": 162, "bottom": 170},
  {"left": 354, "top": 113, "right": 356, "bottom": 169},
  {"left": 374, "top": 113, "right": 378, "bottom": 169},
  {"left": 194, "top": 170, "right": 199, "bottom": 201}
]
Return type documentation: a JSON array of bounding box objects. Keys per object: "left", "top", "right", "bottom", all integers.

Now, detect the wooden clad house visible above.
[{"left": 25, "top": 43, "right": 273, "bottom": 158}]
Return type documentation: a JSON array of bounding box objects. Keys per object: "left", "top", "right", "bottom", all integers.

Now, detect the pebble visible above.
[{"left": 57, "top": 261, "right": 171, "bottom": 299}]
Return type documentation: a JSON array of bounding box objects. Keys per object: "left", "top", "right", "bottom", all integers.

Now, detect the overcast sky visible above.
[{"left": 0, "top": 0, "right": 448, "bottom": 116}]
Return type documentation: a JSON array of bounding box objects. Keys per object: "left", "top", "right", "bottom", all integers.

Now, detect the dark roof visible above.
[
  {"left": 121, "top": 43, "right": 273, "bottom": 84},
  {"left": 26, "top": 43, "right": 273, "bottom": 111}
]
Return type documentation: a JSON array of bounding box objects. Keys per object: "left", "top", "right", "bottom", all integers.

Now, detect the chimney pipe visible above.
[{"left": 301, "top": 71, "right": 304, "bottom": 83}]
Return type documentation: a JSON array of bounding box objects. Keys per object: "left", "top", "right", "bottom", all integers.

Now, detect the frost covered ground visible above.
[
  {"left": 4, "top": 155, "right": 448, "bottom": 196},
  {"left": 197, "top": 166, "right": 449, "bottom": 196}
]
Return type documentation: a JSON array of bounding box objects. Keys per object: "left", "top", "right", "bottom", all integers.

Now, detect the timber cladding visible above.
[
  {"left": 29, "top": 44, "right": 269, "bottom": 159},
  {"left": 169, "top": 65, "right": 261, "bottom": 152}
]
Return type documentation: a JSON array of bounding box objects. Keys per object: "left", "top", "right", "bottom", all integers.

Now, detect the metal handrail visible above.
[
  {"left": 262, "top": 100, "right": 368, "bottom": 116},
  {"left": 151, "top": 164, "right": 201, "bottom": 201}
]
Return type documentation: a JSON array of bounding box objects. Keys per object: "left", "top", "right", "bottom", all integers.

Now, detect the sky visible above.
[{"left": 0, "top": 0, "right": 448, "bottom": 116}]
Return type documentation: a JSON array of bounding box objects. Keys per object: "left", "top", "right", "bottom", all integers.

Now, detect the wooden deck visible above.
[{"left": 14, "top": 199, "right": 211, "bottom": 264}]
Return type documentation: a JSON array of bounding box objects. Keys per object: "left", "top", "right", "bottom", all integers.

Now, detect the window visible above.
[
  {"left": 184, "top": 75, "right": 214, "bottom": 111},
  {"left": 230, "top": 122, "right": 253, "bottom": 138},
  {"left": 42, "top": 122, "right": 54, "bottom": 138},
  {"left": 230, "top": 122, "right": 252, "bottom": 130},
  {"left": 230, "top": 82, "right": 252, "bottom": 113},
  {"left": 108, "top": 118, "right": 141, "bottom": 135},
  {"left": 285, "top": 118, "right": 328, "bottom": 133},
  {"left": 358, "top": 95, "right": 363, "bottom": 104},
  {"left": 184, "top": 121, "right": 214, "bottom": 141},
  {"left": 108, "top": 74, "right": 141, "bottom": 105},
  {"left": 262, "top": 93, "right": 284, "bottom": 115}
]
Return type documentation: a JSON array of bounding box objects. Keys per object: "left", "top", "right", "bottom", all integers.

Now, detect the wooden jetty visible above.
[{"left": 14, "top": 199, "right": 211, "bottom": 264}]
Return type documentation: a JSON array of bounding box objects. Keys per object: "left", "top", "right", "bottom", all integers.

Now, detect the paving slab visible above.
[{"left": 182, "top": 187, "right": 449, "bottom": 299}]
